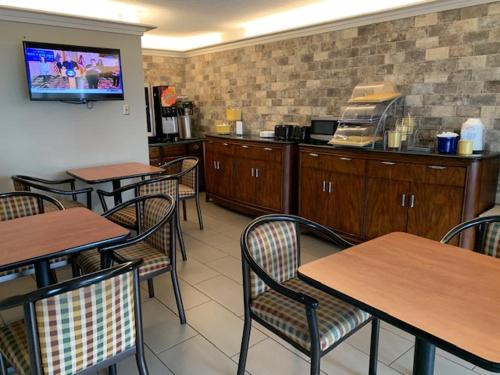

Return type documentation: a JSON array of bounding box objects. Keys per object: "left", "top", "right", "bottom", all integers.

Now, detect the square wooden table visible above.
[
  {"left": 67, "top": 162, "right": 163, "bottom": 204},
  {"left": 298, "top": 232, "right": 500, "bottom": 375},
  {"left": 0, "top": 208, "right": 129, "bottom": 287}
]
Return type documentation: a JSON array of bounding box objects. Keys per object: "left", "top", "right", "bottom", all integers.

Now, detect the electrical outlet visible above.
[{"left": 122, "top": 104, "right": 130, "bottom": 115}]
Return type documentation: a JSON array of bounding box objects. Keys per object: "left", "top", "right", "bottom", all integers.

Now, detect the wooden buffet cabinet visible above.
[
  {"left": 299, "top": 145, "right": 499, "bottom": 248},
  {"left": 204, "top": 135, "right": 297, "bottom": 214}
]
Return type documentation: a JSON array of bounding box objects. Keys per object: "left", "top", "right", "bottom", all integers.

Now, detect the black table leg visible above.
[
  {"left": 112, "top": 180, "right": 122, "bottom": 205},
  {"left": 34, "top": 259, "right": 55, "bottom": 288},
  {"left": 413, "top": 337, "right": 436, "bottom": 375}
]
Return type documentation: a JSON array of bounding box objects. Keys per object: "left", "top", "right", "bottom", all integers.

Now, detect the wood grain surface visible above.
[
  {"left": 67, "top": 162, "right": 163, "bottom": 183},
  {"left": 0, "top": 208, "right": 128, "bottom": 269},
  {"left": 299, "top": 232, "right": 500, "bottom": 365}
]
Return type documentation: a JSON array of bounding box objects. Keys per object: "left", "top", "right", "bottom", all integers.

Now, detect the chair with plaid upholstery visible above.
[
  {"left": 12, "top": 175, "right": 93, "bottom": 210},
  {"left": 161, "top": 156, "right": 203, "bottom": 230},
  {"left": 0, "top": 260, "right": 150, "bottom": 375},
  {"left": 441, "top": 215, "right": 500, "bottom": 256},
  {"left": 73, "top": 194, "right": 186, "bottom": 324},
  {"left": 97, "top": 174, "right": 188, "bottom": 261},
  {"left": 0, "top": 192, "right": 67, "bottom": 283},
  {"left": 238, "top": 214, "right": 379, "bottom": 375}
]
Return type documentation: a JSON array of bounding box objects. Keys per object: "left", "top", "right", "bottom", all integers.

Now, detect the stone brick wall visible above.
[
  {"left": 143, "top": 54, "right": 187, "bottom": 96},
  {"left": 144, "top": 2, "right": 500, "bottom": 152}
]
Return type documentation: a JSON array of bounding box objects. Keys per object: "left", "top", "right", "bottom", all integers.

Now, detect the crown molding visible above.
[
  {"left": 0, "top": 6, "right": 155, "bottom": 35},
  {"left": 141, "top": 0, "right": 494, "bottom": 57},
  {"left": 142, "top": 49, "right": 186, "bottom": 58}
]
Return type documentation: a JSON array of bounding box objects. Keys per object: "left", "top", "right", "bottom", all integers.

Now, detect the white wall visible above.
[{"left": 0, "top": 20, "right": 149, "bottom": 205}]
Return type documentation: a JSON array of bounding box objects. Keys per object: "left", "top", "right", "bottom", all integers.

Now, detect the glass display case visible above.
[{"left": 329, "top": 82, "right": 402, "bottom": 148}]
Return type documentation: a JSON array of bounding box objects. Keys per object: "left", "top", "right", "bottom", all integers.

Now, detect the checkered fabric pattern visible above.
[
  {"left": 75, "top": 242, "right": 170, "bottom": 278},
  {"left": 181, "top": 159, "right": 198, "bottom": 189},
  {"left": 109, "top": 206, "right": 137, "bottom": 228},
  {"left": 246, "top": 221, "right": 298, "bottom": 298},
  {"left": 483, "top": 223, "right": 500, "bottom": 257},
  {"left": 140, "top": 197, "right": 173, "bottom": 258},
  {"left": 0, "top": 320, "right": 30, "bottom": 375},
  {"left": 13, "top": 180, "right": 29, "bottom": 192},
  {"left": 251, "top": 277, "right": 370, "bottom": 352},
  {"left": 36, "top": 272, "right": 136, "bottom": 374},
  {"left": 0, "top": 195, "right": 40, "bottom": 221},
  {"left": 44, "top": 198, "right": 85, "bottom": 212},
  {"left": 179, "top": 184, "right": 195, "bottom": 198},
  {"left": 139, "top": 178, "right": 177, "bottom": 197}
]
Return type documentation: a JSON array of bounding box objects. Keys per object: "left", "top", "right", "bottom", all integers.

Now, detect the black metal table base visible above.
[
  {"left": 413, "top": 337, "right": 436, "bottom": 375},
  {"left": 112, "top": 180, "right": 122, "bottom": 205},
  {"left": 34, "top": 259, "right": 55, "bottom": 288}
]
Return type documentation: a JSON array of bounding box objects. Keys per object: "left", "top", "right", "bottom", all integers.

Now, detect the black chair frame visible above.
[
  {"left": 161, "top": 156, "right": 204, "bottom": 230},
  {"left": 238, "top": 214, "right": 379, "bottom": 375},
  {"left": 441, "top": 215, "right": 500, "bottom": 250},
  {"left": 12, "top": 175, "right": 93, "bottom": 209},
  {"left": 0, "top": 261, "right": 149, "bottom": 375},
  {"left": 91, "top": 194, "right": 186, "bottom": 324},
  {"left": 97, "top": 174, "right": 188, "bottom": 261}
]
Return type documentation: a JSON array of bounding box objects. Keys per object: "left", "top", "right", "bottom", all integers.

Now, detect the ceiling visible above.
[{"left": 0, "top": 0, "right": 439, "bottom": 51}]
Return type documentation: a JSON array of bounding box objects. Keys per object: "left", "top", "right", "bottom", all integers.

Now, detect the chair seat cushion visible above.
[
  {"left": 0, "top": 320, "right": 30, "bottom": 375},
  {"left": 108, "top": 206, "right": 137, "bottom": 228},
  {"left": 0, "top": 256, "right": 69, "bottom": 282},
  {"left": 251, "top": 277, "right": 370, "bottom": 352},
  {"left": 75, "top": 242, "right": 170, "bottom": 278},
  {"left": 179, "top": 184, "right": 195, "bottom": 198},
  {"left": 44, "top": 198, "right": 85, "bottom": 212}
]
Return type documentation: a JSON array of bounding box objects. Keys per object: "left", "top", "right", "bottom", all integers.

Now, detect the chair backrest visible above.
[
  {"left": 180, "top": 158, "right": 198, "bottom": 189},
  {"left": 24, "top": 261, "right": 141, "bottom": 375},
  {"left": 241, "top": 215, "right": 353, "bottom": 300},
  {"left": 140, "top": 196, "right": 175, "bottom": 258},
  {"left": 245, "top": 219, "right": 299, "bottom": 298},
  {"left": 441, "top": 215, "right": 500, "bottom": 257},
  {"left": 12, "top": 177, "right": 30, "bottom": 192},
  {"left": 138, "top": 175, "right": 178, "bottom": 198},
  {"left": 0, "top": 192, "right": 64, "bottom": 221}
]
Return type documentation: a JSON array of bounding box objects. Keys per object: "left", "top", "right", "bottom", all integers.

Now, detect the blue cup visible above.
[{"left": 437, "top": 135, "right": 459, "bottom": 154}]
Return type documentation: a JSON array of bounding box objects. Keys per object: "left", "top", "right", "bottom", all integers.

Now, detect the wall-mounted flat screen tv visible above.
[{"left": 23, "top": 41, "right": 124, "bottom": 102}]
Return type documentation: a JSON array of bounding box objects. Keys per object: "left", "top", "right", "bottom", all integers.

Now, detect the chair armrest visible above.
[
  {"left": 13, "top": 177, "right": 92, "bottom": 196},
  {"left": 160, "top": 157, "right": 198, "bottom": 179},
  {"left": 97, "top": 183, "right": 138, "bottom": 211},
  {"left": 0, "top": 293, "right": 28, "bottom": 311}
]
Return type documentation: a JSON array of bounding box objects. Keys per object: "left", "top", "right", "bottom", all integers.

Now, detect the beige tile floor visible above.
[{"left": 0, "top": 195, "right": 492, "bottom": 374}]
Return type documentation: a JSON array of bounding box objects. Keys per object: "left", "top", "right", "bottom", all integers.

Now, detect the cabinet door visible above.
[
  {"left": 233, "top": 157, "right": 256, "bottom": 204},
  {"left": 328, "top": 172, "right": 365, "bottom": 237},
  {"left": 254, "top": 160, "right": 283, "bottom": 210},
  {"left": 217, "top": 157, "right": 234, "bottom": 199},
  {"left": 299, "top": 168, "right": 331, "bottom": 225},
  {"left": 204, "top": 149, "right": 219, "bottom": 195},
  {"left": 407, "top": 183, "right": 464, "bottom": 244},
  {"left": 365, "top": 177, "right": 410, "bottom": 239}
]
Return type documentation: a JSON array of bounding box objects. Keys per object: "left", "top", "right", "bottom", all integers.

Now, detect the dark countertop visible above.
[
  {"left": 204, "top": 134, "right": 499, "bottom": 160},
  {"left": 148, "top": 137, "right": 204, "bottom": 147},
  {"left": 300, "top": 142, "right": 499, "bottom": 161},
  {"left": 205, "top": 134, "right": 296, "bottom": 144}
]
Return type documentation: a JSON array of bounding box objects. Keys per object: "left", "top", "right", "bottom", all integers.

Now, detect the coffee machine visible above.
[{"left": 152, "top": 86, "right": 179, "bottom": 141}]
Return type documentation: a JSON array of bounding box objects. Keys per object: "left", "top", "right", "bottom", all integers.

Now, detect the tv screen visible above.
[{"left": 23, "top": 41, "right": 124, "bottom": 102}]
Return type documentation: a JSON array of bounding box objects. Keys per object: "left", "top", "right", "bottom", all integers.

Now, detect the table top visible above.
[
  {"left": 298, "top": 232, "right": 500, "bottom": 370},
  {"left": 67, "top": 162, "right": 163, "bottom": 183},
  {"left": 0, "top": 208, "right": 129, "bottom": 271}
]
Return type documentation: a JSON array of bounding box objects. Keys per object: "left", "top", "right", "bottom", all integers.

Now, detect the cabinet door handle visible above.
[
  {"left": 340, "top": 157, "right": 352, "bottom": 161},
  {"left": 410, "top": 194, "right": 415, "bottom": 208},
  {"left": 213, "top": 161, "right": 217, "bottom": 169},
  {"left": 251, "top": 167, "right": 255, "bottom": 177},
  {"left": 217, "top": 161, "right": 221, "bottom": 170},
  {"left": 428, "top": 165, "right": 446, "bottom": 170},
  {"left": 242, "top": 145, "right": 249, "bottom": 149},
  {"left": 223, "top": 143, "right": 228, "bottom": 146},
  {"left": 309, "top": 153, "right": 319, "bottom": 157},
  {"left": 401, "top": 193, "right": 406, "bottom": 207},
  {"left": 328, "top": 181, "right": 332, "bottom": 193},
  {"left": 264, "top": 147, "right": 272, "bottom": 151},
  {"left": 256, "top": 168, "right": 260, "bottom": 178},
  {"left": 322, "top": 180, "right": 326, "bottom": 192},
  {"left": 381, "top": 161, "right": 396, "bottom": 165}
]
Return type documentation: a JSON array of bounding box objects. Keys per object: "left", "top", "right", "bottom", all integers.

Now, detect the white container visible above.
[
  {"left": 236, "top": 121, "right": 244, "bottom": 136},
  {"left": 461, "top": 118, "right": 485, "bottom": 152}
]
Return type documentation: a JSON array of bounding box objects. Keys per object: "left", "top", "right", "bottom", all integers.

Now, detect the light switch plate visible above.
[{"left": 122, "top": 104, "right": 130, "bottom": 115}]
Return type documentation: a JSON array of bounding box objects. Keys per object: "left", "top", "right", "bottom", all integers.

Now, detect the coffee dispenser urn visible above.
[
  {"left": 178, "top": 101, "right": 194, "bottom": 139},
  {"left": 162, "top": 106, "right": 179, "bottom": 141}
]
